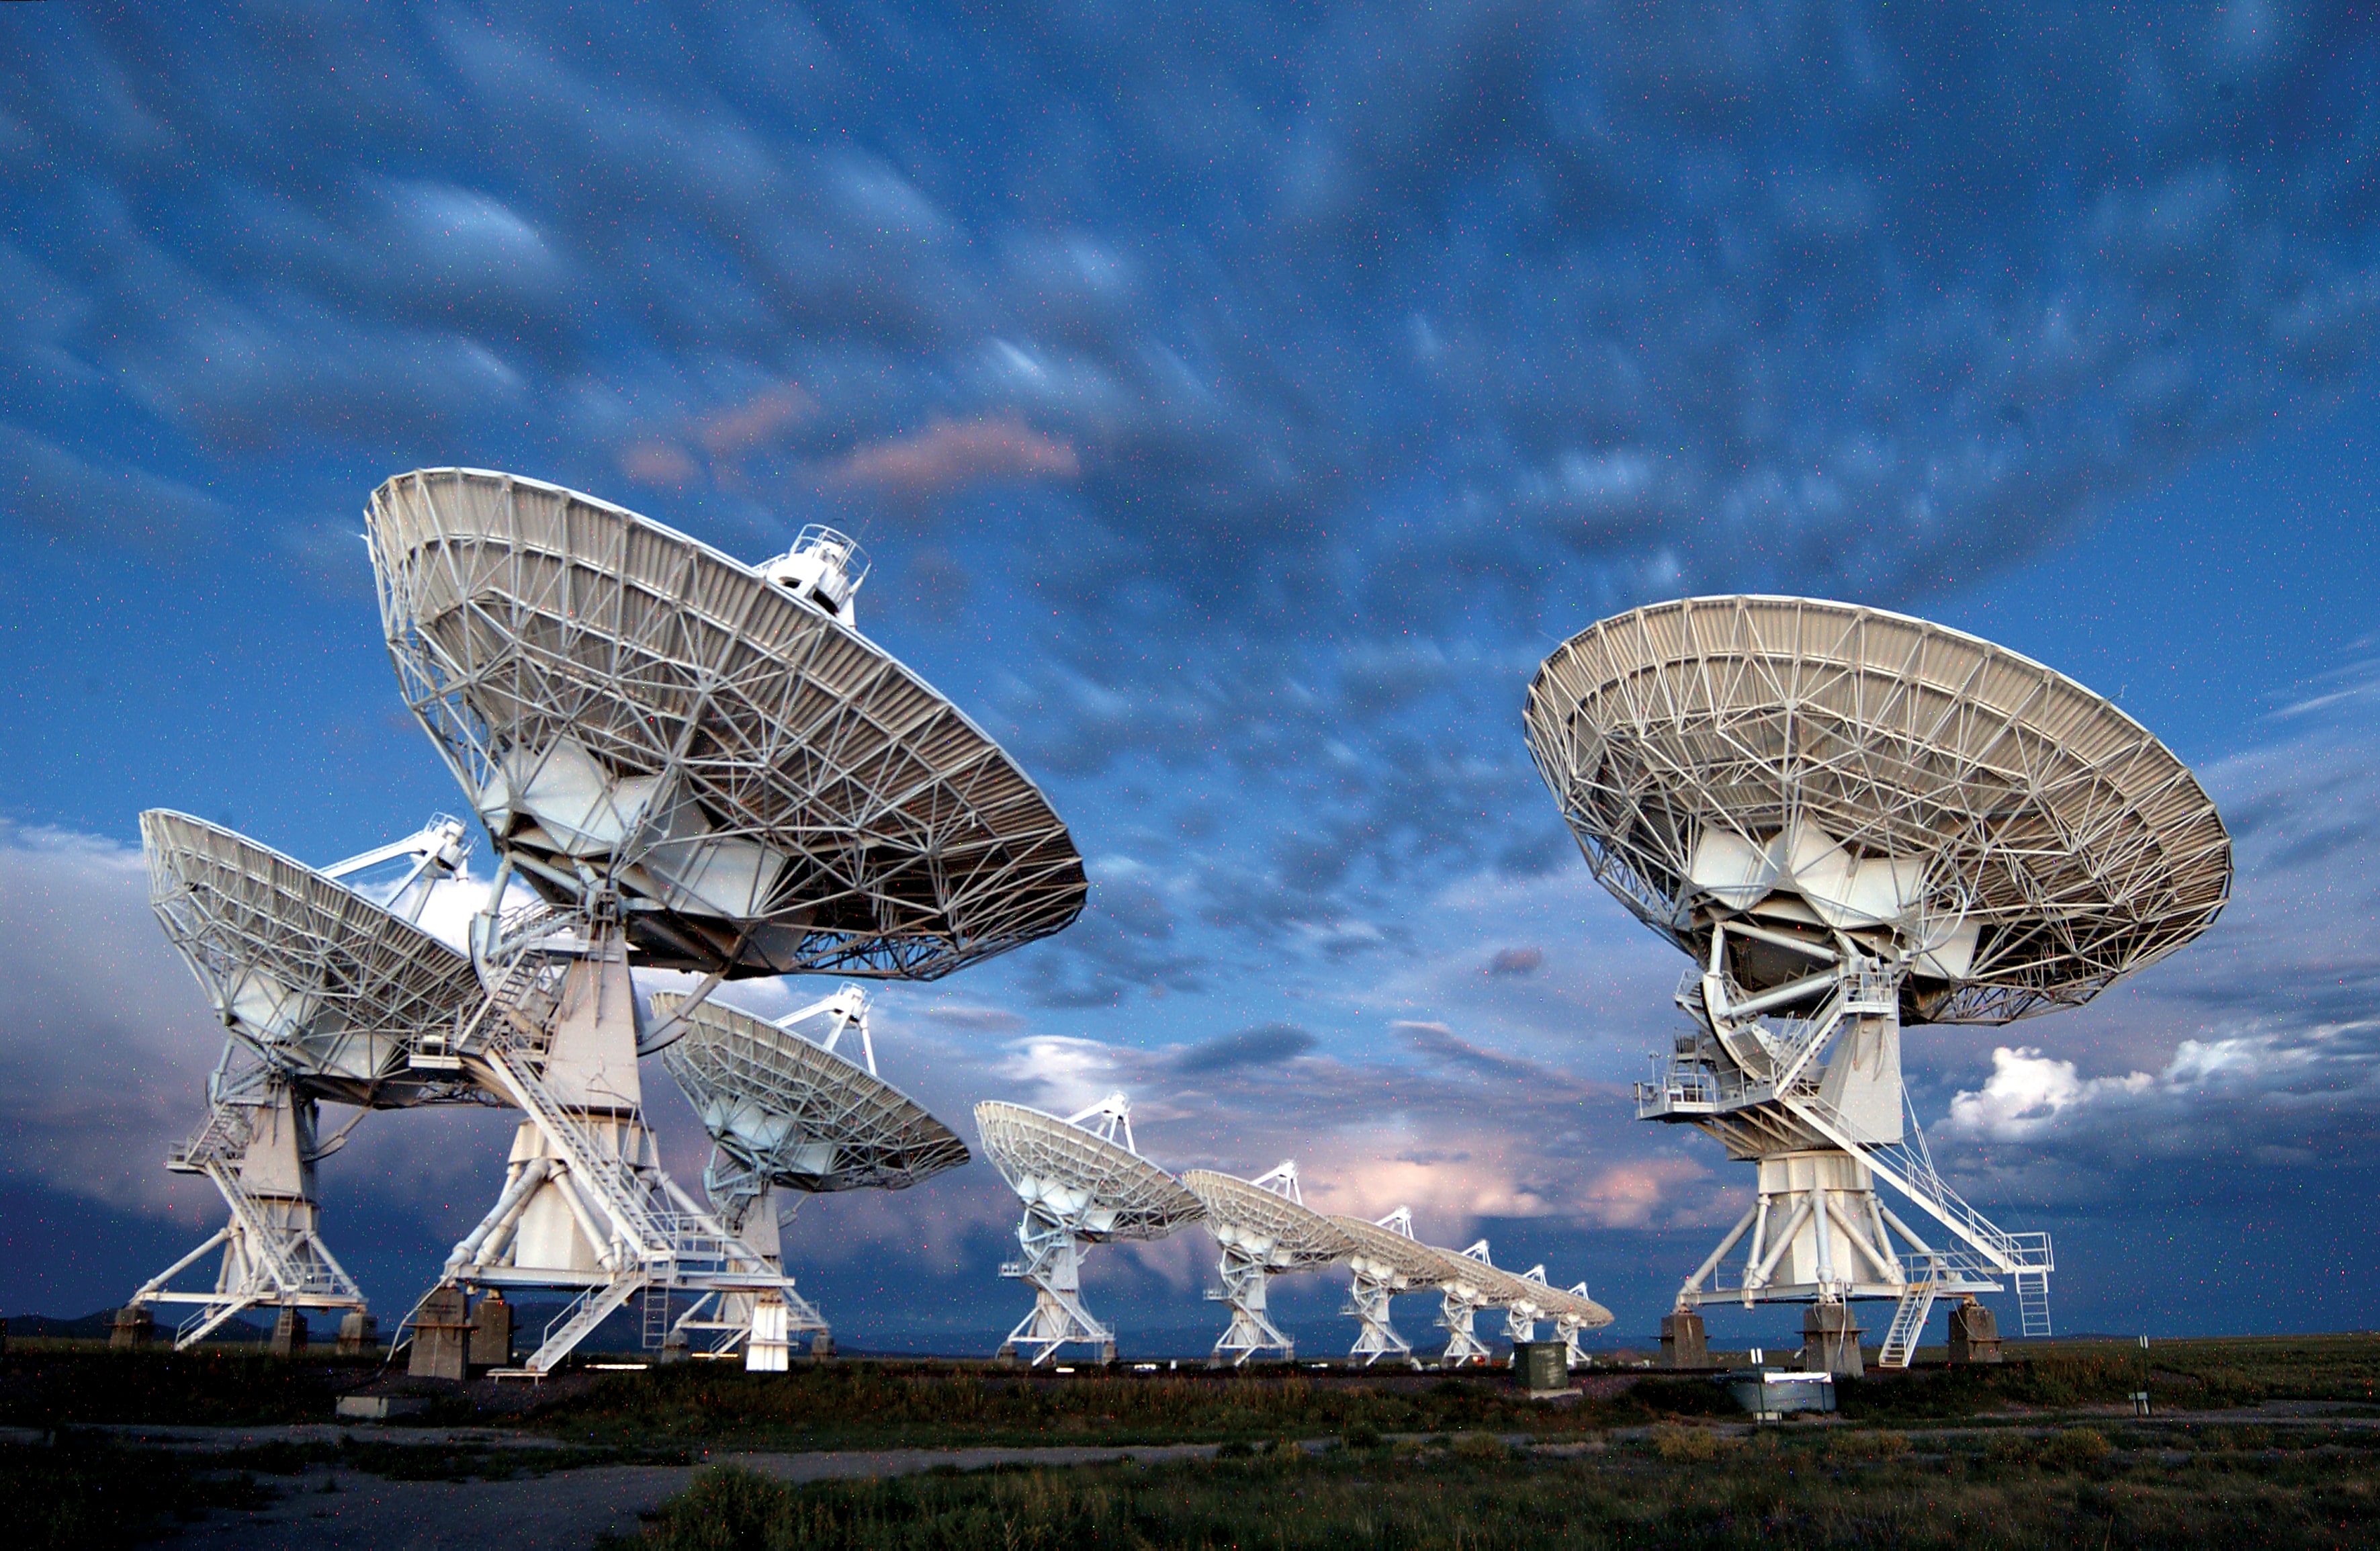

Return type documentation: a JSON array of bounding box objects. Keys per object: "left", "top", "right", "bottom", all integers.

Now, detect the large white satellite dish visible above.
[
  {"left": 648, "top": 985, "right": 968, "bottom": 1360},
  {"left": 364, "top": 468, "right": 1088, "bottom": 1375},
  {"left": 1526, "top": 596, "right": 2231, "bottom": 1372},
  {"left": 1181, "top": 1163, "right": 1351, "bottom": 1367},
  {"left": 130, "top": 811, "right": 480, "bottom": 1348},
  {"left": 975, "top": 1095, "right": 1202, "bottom": 1366},
  {"left": 367, "top": 467, "right": 1087, "bottom": 981},
  {"left": 1328, "top": 1207, "right": 1450, "bottom": 1367}
]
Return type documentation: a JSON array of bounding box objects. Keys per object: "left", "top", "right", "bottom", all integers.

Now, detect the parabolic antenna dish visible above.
[
  {"left": 1182, "top": 1171, "right": 1352, "bottom": 1271},
  {"left": 1328, "top": 1214, "right": 1455, "bottom": 1289},
  {"left": 975, "top": 1102, "right": 1203, "bottom": 1239},
  {"left": 142, "top": 811, "right": 484, "bottom": 1108},
  {"left": 1524, "top": 596, "right": 2232, "bottom": 1023},
  {"left": 365, "top": 468, "right": 1088, "bottom": 979},
  {"left": 1422, "top": 1245, "right": 1535, "bottom": 1305},
  {"left": 652, "top": 991, "right": 967, "bottom": 1192}
]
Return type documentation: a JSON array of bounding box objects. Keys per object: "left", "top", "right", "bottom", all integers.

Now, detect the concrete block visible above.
[
  {"left": 109, "top": 1307, "right": 155, "bottom": 1350},
  {"left": 469, "top": 1292, "right": 513, "bottom": 1370},
  {"left": 1660, "top": 1311, "right": 1711, "bottom": 1370},
  {"left": 335, "top": 1395, "right": 430, "bottom": 1421},
  {"left": 1803, "top": 1304, "right": 1865, "bottom": 1378},
  {"left": 269, "top": 1309, "right": 309, "bottom": 1358},
  {"left": 1947, "top": 1300, "right": 2002, "bottom": 1365},
  {"left": 407, "top": 1285, "right": 471, "bottom": 1382}
]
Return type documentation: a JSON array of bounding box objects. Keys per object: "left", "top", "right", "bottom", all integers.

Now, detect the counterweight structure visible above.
[
  {"left": 134, "top": 812, "right": 484, "bottom": 1347},
  {"left": 1525, "top": 596, "right": 2230, "bottom": 1370},
  {"left": 975, "top": 1095, "right": 1202, "bottom": 1366},
  {"left": 653, "top": 986, "right": 969, "bottom": 1367},
  {"left": 366, "top": 468, "right": 1086, "bottom": 1372},
  {"left": 1183, "top": 1163, "right": 1351, "bottom": 1367}
]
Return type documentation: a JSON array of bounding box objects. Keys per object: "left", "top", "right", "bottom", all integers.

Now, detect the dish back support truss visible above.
[
  {"left": 977, "top": 1094, "right": 1201, "bottom": 1366},
  {"left": 1331, "top": 1206, "right": 1443, "bottom": 1368},
  {"left": 133, "top": 814, "right": 487, "bottom": 1348},
  {"left": 365, "top": 467, "right": 1087, "bottom": 981},
  {"left": 654, "top": 985, "right": 968, "bottom": 1361},
  {"left": 365, "top": 468, "right": 1090, "bottom": 1374},
  {"left": 1526, "top": 596, "right": 2231, "bottom": 1364},
  {"left": 1184, "top": 1162, "right": 1352, "bottom": 1368}
]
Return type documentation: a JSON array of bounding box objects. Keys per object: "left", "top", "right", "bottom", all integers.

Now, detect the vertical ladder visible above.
[
  {"left": 1878, "top": 1278, "right": 1937, "bottom": 1368},
  {"left": 2017, "top": 1269, "right": 2053, "bottom": 1337},
  {"left": 642, "top": 1275, "right": 670, "bottom": 1350}
]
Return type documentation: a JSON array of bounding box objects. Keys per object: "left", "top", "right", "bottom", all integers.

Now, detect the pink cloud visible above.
[
  {"left": 824, "top": 414, "right": 1079, "bottom": 500},
  {"left": 699, "top": 382, "right": 818, "bottom": 457}
]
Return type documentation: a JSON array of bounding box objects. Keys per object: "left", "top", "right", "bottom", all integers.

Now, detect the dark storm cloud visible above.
[
  {"left": 1487, "top": 946, "right": 1544, "bottom": 977},
  {"left": 7, "top": 1, "right": 2380, "bottom": 955},
  {"left": 1170, "top": 1022, "right": 1318, "bottom": 1075}
]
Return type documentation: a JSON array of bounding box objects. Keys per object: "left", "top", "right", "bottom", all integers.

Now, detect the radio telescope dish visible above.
[
  {"left": 1525, "top": 596, "right": 2232, "bottom": 1374},
  {"left": 1182, "top": 1163, "right": 1351, "bottom": 1366},
  {"left": 132, "top": 811, "right": 483, "bottom": 1349},
  {"left": 1329, "top": 1207, "right": 1451, "bottom": 1366},
  {"left": 142, "top": 811, "right": 483, "bottom": 1108},
  {"left": 1524, "top": 595, "right": 2230, "bottom": 1024},
  {"left": 652, "top": 985, "right": 964, "bottom": 1360},
  {"left": 656, "top": 988, "right": 968, "bottom": 1198},
  {"left": 365, "top": 467, "right": 1088, "bottom": 1378},
  {"left": 366, "top": 467, "right": 1087, "bottom": 981},
  {"left": 975, "top": 1095, "right": 1202, "bottom": 1366}
]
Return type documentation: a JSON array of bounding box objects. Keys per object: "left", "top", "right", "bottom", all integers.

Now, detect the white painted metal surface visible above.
[
  {"left": 133, "top": 813, "right": 486, "bottom": 1347},
  {"left": 366, "top": 467, "right": 1086, "bottom": 981},
  {"left": 1329, "top": 1207, "right": 1447, "bottom": 1366},
  {"left": 654, "top": 986, "right": 967, "bottom": 1355},
  {"left": 1182, "top": 1163, "right": 1352, "bottom": 1367},
  {"left": 363, "top": 467, "right": 1086, "bottom": 1371},
  {"left": 975, "top": 1095, "right": 1202, "bottom": 1366},
  {"left": 1526, "top": 596, "right": 2232, "bottom": 1361}
]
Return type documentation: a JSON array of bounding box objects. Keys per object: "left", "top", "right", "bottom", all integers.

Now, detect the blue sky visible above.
[{"left": 4, "top": 2, "right": 2378, "bottom": 1354}]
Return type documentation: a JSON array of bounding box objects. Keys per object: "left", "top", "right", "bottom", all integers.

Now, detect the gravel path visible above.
[{"left": 163, "top": 1442, "right": 1225, "bottom": 1550}]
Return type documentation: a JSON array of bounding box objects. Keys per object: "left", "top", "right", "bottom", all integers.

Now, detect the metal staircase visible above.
[
  {"left": 529, "top": 1278, "right": 645, "bottom": 1372},
  {"left": 138, "top": 1080, "right": 367, "bottom": 1349},
  {"left": 1878, "top": 1264, "right": 1940, "bottom": 1368}
]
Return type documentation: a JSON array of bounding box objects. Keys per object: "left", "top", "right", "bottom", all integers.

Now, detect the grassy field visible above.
[
  {"left": 2, "top": 1334, "right": 2375, "bottom": 1546},
  {"left": 2, "top": 1333, "right": 2375, "bottom": 1439},
  {"left": 603, "top": 1421, "right": 2380, "bottom": 1550}
]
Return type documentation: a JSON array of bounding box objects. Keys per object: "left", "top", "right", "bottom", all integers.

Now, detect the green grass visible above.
[
  {"left": 528, "top": 1364, "right": 1737, "bottom": 1450},
  {"left": 0, "top": 1434, "right": 274, "bottom": 1550},
  {"left": 602, "top": 1422, "right": 2380, "bottom": 1550},
  {"left": 0, "top": 1347, "right": 394, "bottom": 1427},
  {"left": 1837, "top": 1334, "right": 2380, "bottom": 1421}
]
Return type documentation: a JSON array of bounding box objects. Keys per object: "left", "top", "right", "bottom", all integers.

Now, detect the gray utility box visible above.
[
  {"left": 1514, "top": 1341, "right": 1571, "bottom": 1395},
  {"left": 1726, "top": 1368, "right": 1836, "bottom": 1419}
]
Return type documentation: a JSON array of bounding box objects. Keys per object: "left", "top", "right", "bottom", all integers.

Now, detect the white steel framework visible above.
[
  {"left": 1183, "top": 1163, "right": 1352, "bottom": 1368},
  {"left": 1525, "top": 596, "right": 2232, "bottom": 1365},
  {"left": 366, "top": 468, "right": 1086, "bottom": 981},
  {"left": 655, "top": 987, "right": 967, "bottom": 1361},
  {"left": 1327, "top": 1207, "right": 1448, "bottom": 1368},
  {"left": 413, "top": 907, "right": 828, "bottom": 1373},
  {"left": 1419, "top": 1241, "right": 1611, "bottom": 1366},
  {"left": 365, "top": 469, "right": 1088, "bottom": 1374},
  {"left": 134, "top": 813, "right": 486, "bottom": 1347},
  {"left": 976, "top": 1095, "right": 1202, "bottom": 1366},
  {"left": 132, "top": 1052, "right": 366, "bottom": 1347}
]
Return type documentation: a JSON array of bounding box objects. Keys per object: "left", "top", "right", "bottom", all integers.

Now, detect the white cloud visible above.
[{"left": 1943, "top": 1046, "right": 2156, "bottom": 1142}]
